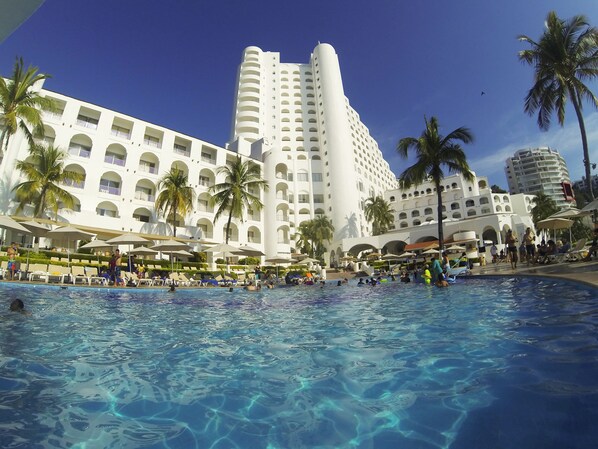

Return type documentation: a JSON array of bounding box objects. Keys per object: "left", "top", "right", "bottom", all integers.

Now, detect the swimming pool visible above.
[{"left": 0, "top": 277, "right": 596, "bottom": 449}]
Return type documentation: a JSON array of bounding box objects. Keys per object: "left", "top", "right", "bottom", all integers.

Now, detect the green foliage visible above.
[
  {"left": 491, "top": 185, "right": 507, "bottom": 193},
  {"left": 397, "top": 116, "right": 474, "bottom": 248},
  {"left": 155, "top": 167, "right": 195, "bottom": 237},
  {"left": 364, "top": 196, "right": 394, "bottom": 235},
  {"left": 531, "top": 193, "right": 559, "bottom": 225},
  {"left": 208, "top": 156, "right": 268, "bottom": 243},
  {"left": 519, "top": 11, "right": 598, "bottom": 199},
  {"left": 295, "top": 215, "right": 334, "bottom": 258}
]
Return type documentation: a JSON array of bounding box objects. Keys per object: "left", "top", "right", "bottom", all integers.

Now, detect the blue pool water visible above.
[{"left": 0, "top": 277, "right": 597, "bottom": 449}]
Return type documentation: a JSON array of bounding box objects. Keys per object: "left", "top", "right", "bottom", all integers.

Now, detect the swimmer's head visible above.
[{"left": 10, "top": 299, "right": 24, "bottom": 311}]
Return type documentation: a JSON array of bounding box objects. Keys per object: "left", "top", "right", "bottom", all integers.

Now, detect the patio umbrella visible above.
[
  {"left": 265, "top": 256, "right": 296, "bottom": 278},
  {"left": 446, "top": 245, "right": 466, "bottom": 252},
  {"left": 298, "top": 257, "right": 319, "bottom": 265},
  {"left": 80, "top": 239, "right": 115, "bottom": 264},
  {"left": 0, "top": 215, "right": 31, "bottom": 234},
  {"left": 205, "top": 242, "right": 242, "bottom": 272},
  {"left": 548, "top": 208, "right": 592, "bottom": 219},
  {"left": 399, "top": 251, "right": 416, "bottom": 259},
  {"left": 536, "top": 217, "right": 574, "bottom": 242},
  {"left": 581, "top": 198, "right": 598, "bottom": 213},
  {"left": 106, "top": 233, "right": 150, "bottom": 271},
  {"left": 151, "top": 239, "right": 192, "bottom": 273},
  {"left": 47, "top": 225, "right": 95, "bottom": 267},
  {"left": 382, "top": 253, "right": 401, "bottom": 270},
  {"left": 129, "top": 246, "right": 158, "bottom": 256},
  {"left": 422, "top": 248, "right": 440, "bottom": 255},
  {"left": 236, "top": 245, "right": 265, "bottom": 257}
]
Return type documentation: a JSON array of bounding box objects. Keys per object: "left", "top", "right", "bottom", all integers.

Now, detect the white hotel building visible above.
[{"left": 0, "top": 44, "right": 399, "bottom": 261}]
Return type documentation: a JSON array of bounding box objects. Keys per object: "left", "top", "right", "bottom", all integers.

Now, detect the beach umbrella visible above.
[
  {"left": 399, "top": 251, "right": 416, "bottom": 259},
  {"left": 106, "top": 233, "right": 150, "bottom": 270},
  {"left": 446, "top": 245, "right": 466, "bottom": 252},
  {"left": 422, "top": 248, "right": 440, "bottom": 255},
  {"left": 382, "top": 253, "right": 401, "bottom": 270},
  {"left": 236, "top": 245, "right": 265, "bottom": 257},
  {"left": 205, "top": 242, "right": 242, "bottom": 271},
  {"left": 536, "top": 217, "right": 574, "bottom": 242},
  {"left": 298, "top": 257, "right": 319, "bottom": 265},
  {"left": 581, "top": 198, "right": 598, "bottom": 213},
  {"left": 129, "top": 246, "right": 158, "bottom": 256},
  {"left": 47, "top": 225, "right": 95, "bottom": 267},
  {"left": 548, "top": 208, "right": 591, "bottom": 219},
  {"left": 0, "top": 215, "right": 31, "bottom": 234},
  {"left": 80, "top": 239, "right": 114, "bottom": 264},
  {"left": 265, "top": 256, "right": 296, "bottom": 278},
  {"left": 151, "top": 239, "right": 192, "bottom": 273}
]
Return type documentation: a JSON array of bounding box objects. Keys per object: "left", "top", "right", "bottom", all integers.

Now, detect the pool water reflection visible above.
[{"left": 0, "top": 278, "right": 596, "bottom": 449}]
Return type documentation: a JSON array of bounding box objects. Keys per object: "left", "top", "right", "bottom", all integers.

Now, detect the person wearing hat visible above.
[{"left": 422, "top": 264, "right": 432, "bottom": 285}]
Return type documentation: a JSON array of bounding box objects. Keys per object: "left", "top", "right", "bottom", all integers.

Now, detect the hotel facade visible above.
[{"left": 1, "top": 43, "right": 535, "bottom": 263}]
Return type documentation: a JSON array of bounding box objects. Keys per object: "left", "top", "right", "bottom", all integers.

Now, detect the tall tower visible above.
[
  {"left": 229, "top": 44, "right": 397, "bottom": 256},
  {"left": 505, "top": 147, "right": 574, "bottom": 209}
]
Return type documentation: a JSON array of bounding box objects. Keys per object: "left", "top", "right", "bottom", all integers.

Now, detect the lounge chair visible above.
[
  {"left": 28, "top": 263, "right": 50, "bottom": 283},
  {"left": 47, "top": 264, "right": 71, "bottom": 284},
  {"left": 87, "top": 266, "right": 108, "bottom": 285},
  {"left": 564, "top": 238, "right": 588, "bottom": 262},
  {"left": 71, "top": 265, "right": 91, "bottom": 285}
]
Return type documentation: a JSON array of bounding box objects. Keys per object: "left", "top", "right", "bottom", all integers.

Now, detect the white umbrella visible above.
[
  {"left": 80, "top": 239, "right": 115, "bottom": 264},
  {"left": 382, "top": 253, "right": 401, "bottom": 270},
  {"left": 205, "top": 242, "right": 241, "bottom": 256},
  {"left": 422, "top": 248, "right": 440, "bottom": 255},
  {"left": 47, "top": 225, "right": 95, "bottom": 266},
  {"left": 548, "top": 208, "right": 592, "bottom": 219},
  {"left": 265, "top": 257, "right": 296, "bottom": 278},
  {"left": 536, "top": 217, "right": 574, "bottom": 242},
  {"left": 399, "top": 251, "right": 416, "bottom": 258},
  {"left": 298, "top": 257, "right": 319, "bottom": 265},
  {"left": 0, "top": 215, "right": 31, "bottom": 234},
  {"left": 446, "top": 245, "right": 466, "bottom": 252},
  {"left": 107, "top": 233, "right": 150, "bottom": 271},
  {"left": 151, "top": 239, "right": 192, "bottom": 273},
  {"left": 236, "top": 245, "right": 265, "bottom": 257},
  {"left": 581, "top": 198, "right": 598, "bottom": 213},
  {"left": 129, "top": 246, "right": 158, "bottom": 256}
]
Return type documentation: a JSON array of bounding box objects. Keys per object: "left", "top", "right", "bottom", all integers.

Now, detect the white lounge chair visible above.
[
  {"left": 28, "top": 263, "right": 50, "bottom": 283},
  {"left": 72, "top": 265, "right": 91, "bottom": 285},
  {"left": 565, "top": 238, "right": 588, "bottom": 262},
  {"left": 47, "top": 264, "right": 71, "bottom": 284}
]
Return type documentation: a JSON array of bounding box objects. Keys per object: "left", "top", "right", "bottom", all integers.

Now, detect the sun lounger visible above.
[
  {"left": 565, "top": 238, "right": 588, "bottom": 262},
  {"left": 71, "top": 265, "right": 91, "bottom": 285},
  {"left": 86, "top": 266, "right": 108, "bottom": 285},
  {"left": 47, "top": 264, "right": 71, "bottom": 283},
  {"left": 28, "top": 263, "right": 50, "bottom": 282}
]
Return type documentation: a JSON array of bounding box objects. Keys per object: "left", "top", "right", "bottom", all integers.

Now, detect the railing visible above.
[
  {"left": 104, "top": 154, "right": 126, "bottom": 166},
  {"left": 138, "top": 164, "right": 158, "bottom": 175},
  {"left": 174, "top": 147, "right": 190, "bottom": 157},
  {"left": 77, "top": 119, "right": 98, "bottom": 129},
  {"left": 144, "top": 138, "right": 161, "bottom": 149},
  {"left": 68, "top": 147, "right": 91, "bottom": 158},
  {"left": 99, "top": 185, "right": 121, "bottom": 195},
  {"left": 134, "top": 192, "right": 155, "bottom": 202},
  {"left": 63, "top": 179, "right": 85, "bottom": 189},
  {"left": 111, "top": 129, "right": 131, "bottom": 139}
]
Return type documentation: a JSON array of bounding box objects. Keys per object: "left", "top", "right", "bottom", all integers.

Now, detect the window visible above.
[
  {"left": 69, "top": 143, "right": 91, "bottom": 158},
  {"left": 133, "top": 213, "right": 150, "bottom": 223},
  {"left": 313, "top": 194, "right": 324, "bottom": 203},
  {"left": 111, "top": 125, "right": 130, "bottom": 139},
  {"left": 104, "top": 151, "right": 125, "bottom": 166},
  {"left": 173, "top": 143, "right": 189, "bottom": 156},
  {"left": 201, "top": 152, "right": 213, "bottom": 163},
  {"left": 99, "top": 179, "right": 121, "bottom": 195},
  {"left": 77, "top": 114, "right": 98, "bottom": 129},
  {"left": 144, "top": 135, "right": 161, "bottom": 148},
  {"left": 139, "top": 160, "right": 157, "bottom": 174},
  {"left": 298, "top": 194, "right": 310, "bottom": 203},
  {"left": 199, "top": 176, "right": 211, "bottom": 187},
  {"left": 287, "top": 173, "right": 294, "bottom": 182},
  {"left": 297, "top": 172, "right": 309, "bottom": 182},
  {"left": 312, "top": 173, "right": 323, "bottom": 182},
  {"left": 97, "top": 207, "right": 117, "bottom": 217},
  {"left": 134, "top": 187, "right": 154, "bottom": 202}
]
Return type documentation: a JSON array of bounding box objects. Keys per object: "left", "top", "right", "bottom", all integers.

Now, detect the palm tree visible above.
[
  {"left": 519, "top": 11, "right": 598, "bottom": 199},
  {"left": 0, "top": 57, "right": 54, "bottom": 156},
  {"left": 155, "top": 167, "right": 195, "bottom": 237},
  {"left": 208, "top": 156, "right": 268, "bottom": 243},
  {"left": 364, "top": 195, "right": 394, "bottom": 236},
  {"left": 397, "top": 116, "right": 474, "bottom": 250},
  {"left": 531, "top": 192, "right": 559, "bottom": 225},
  {"left": 13, "top": 144, "right": 84, "bottom": 218},
  {"left": 294, "top": 215, "right": 334, "bottom": 259}
]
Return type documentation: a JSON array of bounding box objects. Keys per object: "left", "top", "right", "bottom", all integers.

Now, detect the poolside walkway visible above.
[{"left": 472, "top": 259, "right": 598, "bottom": 288}]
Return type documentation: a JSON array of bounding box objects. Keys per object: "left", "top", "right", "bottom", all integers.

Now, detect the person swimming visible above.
[{"left": 10, "top": 299, "right": 30, "bottom": 315}]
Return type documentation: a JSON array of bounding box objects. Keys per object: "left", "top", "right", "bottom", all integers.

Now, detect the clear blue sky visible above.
[{"left": 2, "top": 0, "right": 598, "bottom": 188}]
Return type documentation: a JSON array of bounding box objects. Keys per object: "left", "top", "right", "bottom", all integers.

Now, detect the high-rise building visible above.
[
  {"left": 227, "top": 44, "right": 398, "bottom": 256},
  {"left": 505, "top": 147, "right": 574, "bottom": 209}
]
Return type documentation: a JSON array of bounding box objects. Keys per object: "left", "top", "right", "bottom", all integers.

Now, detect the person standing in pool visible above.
[
  {"left": 506, "top": 229, "right": 518, "bottom": 269},
  {"left": 109, "top": 249, "right": 122, "bottom": 286}
]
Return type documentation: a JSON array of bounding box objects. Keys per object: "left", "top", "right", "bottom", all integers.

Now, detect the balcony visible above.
[
  {"left": 134, "top": 191, "right": 155, "bottom": 202},
  {"left": 99, "top": 185, "right": 121, "bottom": 195},
  {"left": 104, "top": 154, "right": 126, "bottom": 167}
]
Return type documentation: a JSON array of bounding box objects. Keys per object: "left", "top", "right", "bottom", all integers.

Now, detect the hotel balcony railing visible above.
[
  {"left": 144, "top": 139, "right": 162, "bottom": 149},
  {"left": 104, "top": 155, "right": 126, "bottom": 166},
  {"left": 198, "top": 180, "right": 213, "bottom": 188},
  {"left": 45, "top": 111, "right": 63, "bottom": 121},
  {"left": 62, "top": 180, "right": 85, "bottom": 189},
  {"left": 201, "top": 156, "right": 215, "bottom": 164},
  {"left": 68, "top": 147, "right": 91, "bottom": 158},
  {"left": 138, "top": 165, "right": 158, "bottom": 175},
  {"left": 111, "top": 129, "right": 131, "bottom": 139},
  {"left": 174, "top": 147, "right": 190, "bottom": 157},
  {"left": 99, "top": 185, "right": 121, "bottom": 195},
  {"left": 76, "top": 119, "right": 98, "bottom": 130},
  {"left": 134, "top": 192, "right": 155, "bottom": 202}
]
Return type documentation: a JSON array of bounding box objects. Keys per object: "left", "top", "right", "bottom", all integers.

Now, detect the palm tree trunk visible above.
[
  {"left": 225, "top": 210, "right": 233, "bottom": 244},
  {"left": 436, "top": 180, "right": 444, "bottom": 251},
  {"left": 571, "top": 93, "right": 595, "bottom": 200},
  {"left": 35, "top": 186, "right": 48, "bottom": 218}
]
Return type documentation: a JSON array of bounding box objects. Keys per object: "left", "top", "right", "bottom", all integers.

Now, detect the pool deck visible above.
[{"left": 471, "top": 259, "right": 598, "bottom": 288}]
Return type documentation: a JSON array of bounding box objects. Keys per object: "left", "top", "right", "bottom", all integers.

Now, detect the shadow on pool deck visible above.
[{"left": 472, "top": 259, "right": 598, "bottom": 288}]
